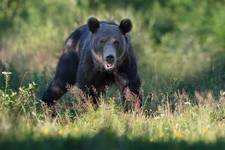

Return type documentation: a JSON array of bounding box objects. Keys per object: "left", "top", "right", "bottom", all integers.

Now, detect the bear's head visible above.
[{"left": 87, "top": 17, "right": 132, "bottom": 71}]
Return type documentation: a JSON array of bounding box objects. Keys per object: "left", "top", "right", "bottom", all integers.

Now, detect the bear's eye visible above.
[
  {"left": 99, "top": 40, "right": 106, "bottom": 44},
  {"left": 113, "top": 40, "right": 120, "bottom": 47}
]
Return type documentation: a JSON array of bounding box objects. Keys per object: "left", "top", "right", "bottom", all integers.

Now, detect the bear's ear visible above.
[
  {"left": 119, "top": 18, "right": 132, "bottom": 34},
  {"left": 87, "top": 17, "right": 100, "bottom": 33}
]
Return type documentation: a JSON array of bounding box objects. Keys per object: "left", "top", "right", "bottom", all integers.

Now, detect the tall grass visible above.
[{"left": 0, "top": 73, "right": 225, "bottom": 149}]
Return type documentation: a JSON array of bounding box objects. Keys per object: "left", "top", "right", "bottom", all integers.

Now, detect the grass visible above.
[
  {"left": 0, "top": 73, "right": 225, "bottom": 149},
  {"left": 1, "top": 0, "right": 225, "bottom": 149}
]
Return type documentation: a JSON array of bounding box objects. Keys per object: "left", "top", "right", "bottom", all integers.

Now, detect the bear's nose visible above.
[{"left": 106, "top": 55, "right": 115, "bottom": 64}]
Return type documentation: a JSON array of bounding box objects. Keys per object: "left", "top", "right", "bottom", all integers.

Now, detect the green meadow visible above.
[{"left": 0, "top": 0, "right": 225, "bottom": 149}]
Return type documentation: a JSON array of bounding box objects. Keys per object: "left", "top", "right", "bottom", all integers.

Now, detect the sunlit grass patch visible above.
[{"left": 0, "top": 74, "right": 225, "bottom": 143}]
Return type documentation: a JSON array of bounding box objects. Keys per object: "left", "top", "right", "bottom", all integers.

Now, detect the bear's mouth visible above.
[{"left": 104, "top": 63, "right": 115, "bottom": 71}]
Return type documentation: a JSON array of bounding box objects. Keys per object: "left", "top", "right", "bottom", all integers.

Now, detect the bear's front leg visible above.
[
  {"left": 115, "top": 73, "right": 142, "bottom": 110},
  {"left": 42, "top": 51, "right": 78, "bottom": 105},
  {"left": 76, "top": 65, "right": 101, "bottom": 105},
  {"left": 76, "top": 83, "right": 102, "bottom": 105}
]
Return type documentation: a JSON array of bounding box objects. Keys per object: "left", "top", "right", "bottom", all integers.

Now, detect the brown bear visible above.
[{"left": 42, "top": 17, "right": 142, "bottom": 109}]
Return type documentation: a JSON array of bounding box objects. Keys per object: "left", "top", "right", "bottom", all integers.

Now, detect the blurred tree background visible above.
[{"left": 1, "top": 0, "right": 225, "bottom": 98}]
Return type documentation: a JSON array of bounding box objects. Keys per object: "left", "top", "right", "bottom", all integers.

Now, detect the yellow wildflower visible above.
[
  {"left": 173, "top": 129, "right": 183, "bottom": 139},
  {"left": 159, "top": 131, "right": 164, "bottom": 138},
  {"left": 41, "top": 127, "right": 49, "bottom": 135},
  {"left": 202, "top": 127, "right": 209, "bottom": 134},
  {"left": 58, "top": 128, "right": 64, "bottom": 136},
  {"left": 58, "top": 127, "right": 71, "bottom": 137},
  {"left": 74, "top": 127, "right": 80, "bottom": 133}
]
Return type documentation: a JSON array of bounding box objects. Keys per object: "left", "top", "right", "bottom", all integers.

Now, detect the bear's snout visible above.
[
  {"left": 104, "top": 54, "right": 115, "bottom": 71},
  {"left": 103, "top": 45, "right": 117, "bottom": 71},
  {"left": 105, "top": 55, "right": 115, "bottom": 64}
]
